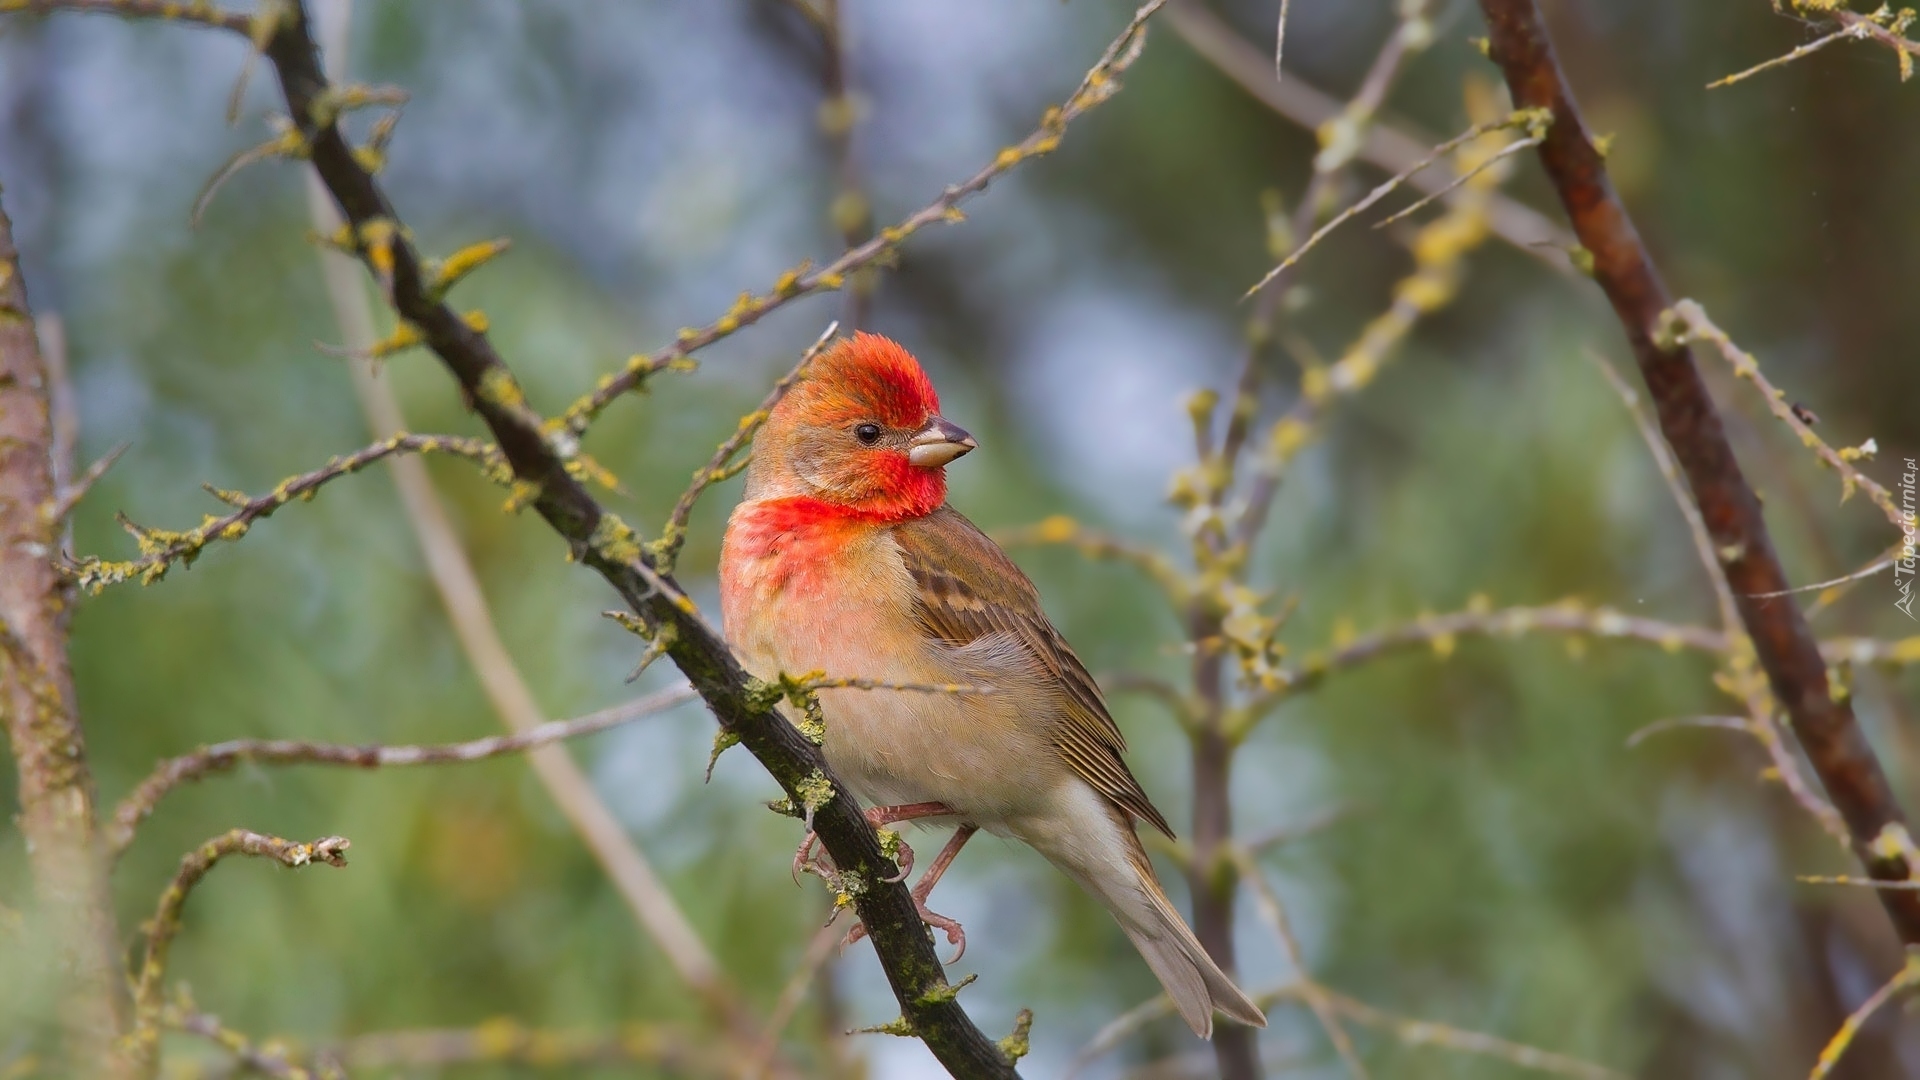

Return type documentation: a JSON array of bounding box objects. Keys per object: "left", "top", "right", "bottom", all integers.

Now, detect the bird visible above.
[{"left": 718, "top": 332, "right": 1267, "bottom": 1038}]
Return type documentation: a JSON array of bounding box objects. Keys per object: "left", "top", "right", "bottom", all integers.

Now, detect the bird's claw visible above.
[
  {"left": 841, "top": 898, "right": 967, "bottom": 965},
  {"left": 791, "top": 830, "right": 830, "bottom": 885}
]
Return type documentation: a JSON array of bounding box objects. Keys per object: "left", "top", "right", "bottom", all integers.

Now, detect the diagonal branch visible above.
[
  {"left": 1478, "top": 0, "right": 1920, "bottom": 944},
  {"left": 105, "top": 685, "right": 698, "bottom": 857},
  {"left": 66, "top": 433, "right": 499, "bottom": 591},
  {"left": 257, "top": 0, "right": 1178, "bottom": 1071}
]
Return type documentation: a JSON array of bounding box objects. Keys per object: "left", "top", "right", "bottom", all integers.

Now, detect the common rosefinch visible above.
[{"left": 720, "top": 333, "right": 1266, "bottom": 1038}]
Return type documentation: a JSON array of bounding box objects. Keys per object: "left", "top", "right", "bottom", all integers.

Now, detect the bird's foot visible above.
[
  {"left": 841, "top": 897, "right": 968, "bottom": 965},
  {"left": 792, "top": 802, "right": 950, "bottom": 885}
]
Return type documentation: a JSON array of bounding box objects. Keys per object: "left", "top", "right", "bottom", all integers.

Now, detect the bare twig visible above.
[
  {"left": 1242, "top": 109, "right": 1549, "bottom": 297},
  {"left": 166, "top": 1005, "right": 333, "bottom": 1080},
  {"left": 106, "top": 685, "right": 697, "bottom": 857},
  {"left": 557, "top": 0, "right": 1169, "bottom": 434},
  {"left": 1160, "top": 0, "right": 1574, "bottom": 265},
  {"left": 1069, "top": 980, "right": 1626, "bottom": 1080},
  {"left": 1229, "top": 847, "right": 1366, "bottom": 1078},
  {"left": 1664, "top": 299, "right": 1904, "bottom": 530},
  {"left": 994, "top": 516, "right": 1194, "bottom": 606},
  {"left": 0, "top": 0, "right": 252, "bottom": 33},
  {"left": 655, "top": 322, "right": 837, "bottom": 570},
  {"left": 65, "top": 433, "right": 499, "bottom": 591},
  {"left": 1479, "top": 0, "right": 1920, "bottom": 943},
  {"left": 1809, "top": 949, "right": 1920, "bottom": 1079},
  {"left": 130, "top": 831, "right": 350, "bottom": 1075},
  {"left": 329, "top": 1019, "right": 735, "bottom": 1076}
]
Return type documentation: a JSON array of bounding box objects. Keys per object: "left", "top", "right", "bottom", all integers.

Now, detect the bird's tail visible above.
[{"left": 1022, "top": 794, "right": 1267, "bottom": 1039}]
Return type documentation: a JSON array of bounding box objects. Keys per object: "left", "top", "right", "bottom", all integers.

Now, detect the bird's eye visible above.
[{"left": 854, "top": 423, "right": 882, "bottom": 445}]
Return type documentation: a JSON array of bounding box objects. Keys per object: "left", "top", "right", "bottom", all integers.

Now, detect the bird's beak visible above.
[{"left": 907, "top": 416, "right": 977, "bottom": 468}]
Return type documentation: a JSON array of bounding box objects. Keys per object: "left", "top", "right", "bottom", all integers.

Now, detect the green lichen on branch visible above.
[{"left": 67, "top": 434, "right": 501, "bottom": 592}]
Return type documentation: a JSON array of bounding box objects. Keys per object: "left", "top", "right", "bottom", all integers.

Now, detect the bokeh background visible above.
[{"left": 3, "top": 1, "right": 1919, "bottom": 1077}]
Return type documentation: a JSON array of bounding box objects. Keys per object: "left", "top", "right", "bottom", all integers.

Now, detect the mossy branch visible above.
[
  {"left": 67, "top": 433, "right": 501, "bottom": 592},
  {"left": 129, "top": 831, "right": 350, "bottom": 1077},
  {"left": 106, "top": 685, "right": 696, "bottom": 859}
]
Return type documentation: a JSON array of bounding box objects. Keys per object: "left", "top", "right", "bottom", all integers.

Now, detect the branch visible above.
[
  {"left": 1478, "top": 0, "right": 1920, "bottom": 944},
  {"left": 106, "top": 685, "right": 697, "bottom": 857},
  {"left": 0, "top": 0, "right": 252, "bottom": 33},
  {"left": 326, "top": 1019, "right": 736, "bottom": 1076},
  {"left": 130, "top": 831, "right": 350, "bottom": 1075},
  {"left": 65, "top": 433, "right": 500, "bottom": 591},
  {"left": 255, "top": 0, "right": 1175, "bottom": 1070},
  {"left": 993, "top": 516, "right": 1195, "bottom": 606},
  {"left": 1663, "top": 299, "right": 1905, "bottom": 530},
  {"left": 1068, "top": 980, "right": 1626, "bottom": 1080},
  {"left": 1161, "top": 0, "right": 1576, "bottom": 267},
  {"left": 0, "top": 173, "right": 129, "bottom": 1078},
  {"left": 297, "top": 1, "right": 777, "bottom": 1058},
  {"left": 555, "top": 0, "right": 1168, "bottom": 434},
  {"left": 1809, "top": 949, "right": 1920, "bottom": 1080},
  {"left": 1242, "top": 109, "right": 1551, "bottom": 297},
  {"left": 1252, "top": 602, "right": 1725, "bottom": 729},
  {"left": 1714, "top": 3, "right": 1920, "bottom": 87},
  {"left": 655, "top": 322, "right": 837, "bottom": 571},
  {"left": 1228, "top": 846, "right": 1365, "bottom": 1079}
]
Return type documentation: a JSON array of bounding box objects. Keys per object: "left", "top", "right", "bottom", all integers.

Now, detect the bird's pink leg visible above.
[
  {"left": 791, "top": 801, "right": 956, "bottom": 885},
  {"left": 843, "top": 823, "right": 977, "bottom": 964}
]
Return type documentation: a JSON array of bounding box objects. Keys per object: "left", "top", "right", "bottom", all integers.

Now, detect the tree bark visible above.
[{"left": 0, "top": 185, "right": 128, "bottom": 1076}]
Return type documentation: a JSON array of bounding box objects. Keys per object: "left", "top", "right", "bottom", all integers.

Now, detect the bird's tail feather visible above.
[
  {"left": 1025, "top": 791, "right": 1266, "bottom": 1039},
  {"left": 1112, "top": 839, "right": 1267, "bottom": 1039}
]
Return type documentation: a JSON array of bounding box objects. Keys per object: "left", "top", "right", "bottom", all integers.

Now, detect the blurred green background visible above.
[{"left": 3, "top": 1, "right": 1918, "bottom": 1076}]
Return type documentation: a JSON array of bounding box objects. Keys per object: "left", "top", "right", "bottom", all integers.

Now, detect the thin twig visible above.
[
  {"left": 1228, "top": 846, "right": 1367, "bottom": 1079},
  {"left": 993, "top": 516, "right": 1194, "bottom": 606},
  {"left": 556, "top": 0, "right": 1169, "bottom": 434},
  {"left": 1160, "top": 0, "right": 1575, "bottom": 266},
  {"left": 656, "top": 322, "right": 837, "bottom": 570},
  {"left": 130, "top": 831, "right": 350, "bottom": 1075},
  {"left": 107, "top": 685, "right": 697, "bottom": 857},
  {"left": 1242, "top": 110, "right": 1549, "bottom": 298},
  {"left": 1711, "top": 22, "right": 1861, "bottom": 88},
  {"left": 0, "top": 0, "right": 253, "bottom": 33},
  {"left": 1370, "top": 133, "right": 1544, "bottom": 228},
  {"left": 1808, "top": 950, "right": 1920, "bottom": 1080},
  {"left": 1665, "top": 299, "right": 1904, "bottom": 530},
  {"left": 64, "top": 433, "right": 499, "bottom": 591}
]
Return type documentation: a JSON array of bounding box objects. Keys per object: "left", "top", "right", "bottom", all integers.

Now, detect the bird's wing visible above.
[{"left": 891, "top": 507, "right": 1174, "bottom": 838}]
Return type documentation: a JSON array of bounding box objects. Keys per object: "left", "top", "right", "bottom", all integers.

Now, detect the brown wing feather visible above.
[{"left": 891, "top": 507, "right": 1175, "bottom": 838}]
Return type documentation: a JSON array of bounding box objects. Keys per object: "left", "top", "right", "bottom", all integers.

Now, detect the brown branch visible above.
[
  {"left": 130, "top": 831, "right": 350, "bottom": 1076},
  {"left": 255, "top": 0, "right": 1172, "bottom": 1071},
  {"left": 66, "top": 433, "right": 500, "bottom": 591},
  {"left": 106, "top": 685, "right": 698, "bottom": 857},
  {"left": 0, "top": 182, "right": 130, "bottom": 1078},
  {"left": 556, "top": 0, "right": 1167, "bottom": 434},
  {"left": 1478, "top": 0, "right": 1920, "bottom": 943}
]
